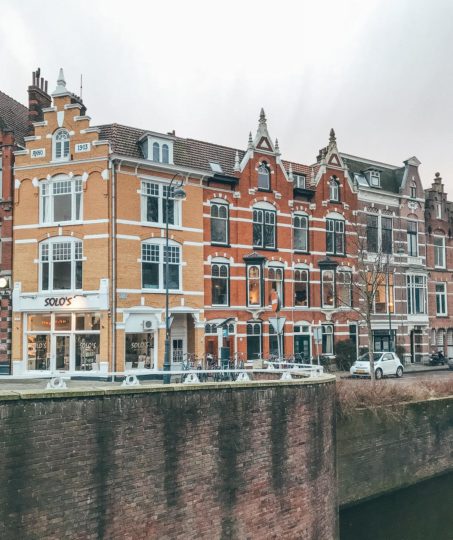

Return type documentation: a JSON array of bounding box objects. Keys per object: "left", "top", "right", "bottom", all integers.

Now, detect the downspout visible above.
[{"left": 110, "top": 159, "right": 118, "bottom": 380}]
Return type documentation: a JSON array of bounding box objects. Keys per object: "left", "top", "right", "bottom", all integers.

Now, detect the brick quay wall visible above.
[{"left": 0, "top": 378, "right": 337, "bottom": 540}]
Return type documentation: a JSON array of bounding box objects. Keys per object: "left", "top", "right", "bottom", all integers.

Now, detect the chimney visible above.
[{"left": 27, "top": 68, "right": 51, "bottom": 135}]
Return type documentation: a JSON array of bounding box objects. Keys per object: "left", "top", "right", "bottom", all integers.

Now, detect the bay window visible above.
[
  {"left": 40, "top": 177, "right": 82, "bottom": 224},
  {"left": 40, "top": 238, "right": 83, "bottom": 291},
  {"left": 142, "top": 242, "right": 181, "bottom": 290},
  {"left": 294, "top": 269, "right": 309, "bottom": 307},
  {"left": 141, "top": 181, "right": 181, "bottom": 226},
  {"left": 293, "top": 214, "right": 308, "bottom": 252},
  {"left": 407, "top": 274, "right": 427, "bottom": 315},
  {"left": 212, "top": 263, "right": 229, "bottom": 306},
  {"left": 210, "top": 202, "right": 229, "bottom": 244}
]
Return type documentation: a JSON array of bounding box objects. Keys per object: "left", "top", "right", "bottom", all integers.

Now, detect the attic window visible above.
[
  {"left": 294, "top": 174, "right": 306, "bottom": 189},
  {"left": 209, "top": 162, "right": 223, "bottom": 174},
  {"left": 369, "top": 170, "right": 380, "bottom": 187},
  {"left": 141, "top": 136, "right": 174, "bottom": 165}
]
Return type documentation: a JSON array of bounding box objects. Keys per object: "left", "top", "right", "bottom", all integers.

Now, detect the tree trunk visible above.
[{"left": 367, "top": 321, "right": 375, "bottom": 381}]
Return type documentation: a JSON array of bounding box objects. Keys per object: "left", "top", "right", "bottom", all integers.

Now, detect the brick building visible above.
[
  {"left": 344, "top": 153, "right": 429, "bottom": 363},
  {"left": 0, "top": 87, "right": 30, "bottom": 371},
  {"left": 425, "top": 172, "right": 453, "bottom": 358}
]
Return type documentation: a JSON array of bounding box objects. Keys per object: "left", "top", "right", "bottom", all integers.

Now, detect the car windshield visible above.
[{"left": 357, "top": 353, "right": 382, "bottom": 362}]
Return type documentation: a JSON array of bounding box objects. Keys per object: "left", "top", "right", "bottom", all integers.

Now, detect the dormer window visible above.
[
  {"left": 294, "top": 174, "right": 306, "bottom": 189},
  {"left": 258, "top": 162, "right": 270, "bottom": 190},
  {"left": 140, "top": 135, "right": 174, "bottom": 164},
  {"left": 53, "top": 129, "right": 70, "bottom": 161},
  {"left": 369, "top": 170, "right": 380, "bottom": 187}
]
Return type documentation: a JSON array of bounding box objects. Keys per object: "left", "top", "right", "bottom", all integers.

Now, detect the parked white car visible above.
[{"left": 350, "top": 352, "right": 404, "bottom": 379}]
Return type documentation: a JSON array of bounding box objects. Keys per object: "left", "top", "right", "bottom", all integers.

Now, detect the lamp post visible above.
[{"left": 163, "top": 173, "right": 186, "bottom": 384}]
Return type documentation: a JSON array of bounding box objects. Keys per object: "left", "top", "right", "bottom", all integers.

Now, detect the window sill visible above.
[
  {"left": 142, "top": 222, "right": 182, "bottom": 230},
  {"left": 329, "top": 200, "right": 340, "bottom": 204},
  {"left": 294, "top": 250, "right": 309, "bottom": 255},
  {"left": 326, "top": 252, "right": 345, "bottom": 257},
  {"left": 252, "top": 246, "right": 278, "bottom": 252},
  {"left": 257, "top": 188, "right": 272, "bottom": 193},
  {"left": 211, "top": 243, "right": 231, "bottom": 248},
  {"left": 212, "top": 304, "right": 230, "bottom": 308},
  {"left": 40, "top": 220, "right": 84, "bottom": 227},
  {"left": 142, "top": 289, "right": 183, "bottom": 294}
]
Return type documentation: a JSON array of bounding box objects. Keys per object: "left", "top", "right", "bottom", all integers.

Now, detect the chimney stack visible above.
[{"left": 27, "top": 68, "right": 51, "bottom": 135}]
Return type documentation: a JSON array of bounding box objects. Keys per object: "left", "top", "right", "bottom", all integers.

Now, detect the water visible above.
[{"left": 340, "top": 471, "right": 453, "bottom": 540}]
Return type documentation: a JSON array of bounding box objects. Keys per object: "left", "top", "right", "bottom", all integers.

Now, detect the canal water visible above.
[{"left": 340, "top": 471, "right": 453, "bottom": 540}]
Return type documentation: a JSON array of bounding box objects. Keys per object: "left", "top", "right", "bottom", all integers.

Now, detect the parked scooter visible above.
[{"left": 429, "top": 351, "right": 446, "bottom": 366}]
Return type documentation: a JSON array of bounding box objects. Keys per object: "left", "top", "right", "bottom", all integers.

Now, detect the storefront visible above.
[{"left": 12, "top": 280, "right": 109, "bottom": 375}]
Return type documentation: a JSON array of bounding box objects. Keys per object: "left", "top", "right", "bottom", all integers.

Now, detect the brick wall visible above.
[{"left": 0, "top": 379, "right": 337, "bottom": 539}]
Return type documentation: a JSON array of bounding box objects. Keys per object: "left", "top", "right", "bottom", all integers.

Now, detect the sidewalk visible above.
[{"left": 337, "top": 363, "right": 449, "bottom": 379}]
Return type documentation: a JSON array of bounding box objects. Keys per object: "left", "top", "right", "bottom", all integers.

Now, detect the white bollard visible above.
[
  {"left": 121, "top": 374, "right": 140, "bottom": 386},
  {"left": 235, "top": 372, "right": 251, "bottom": 382},
  {"left": 183, "top": 372, "right": 200, "bottom": 384},
  {"left": 46, "top": 376, "right": 67, "bottom": 389},
  {"left": 280, "top": 371, "right": 293, "bottom": 380}
]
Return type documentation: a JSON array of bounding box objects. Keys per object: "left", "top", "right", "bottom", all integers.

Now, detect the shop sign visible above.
[{"left": 44, "top": 296, "right": 74, "bottom": 307}]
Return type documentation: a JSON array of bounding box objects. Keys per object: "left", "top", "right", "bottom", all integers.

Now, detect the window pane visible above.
[
  {"left": 125, "top": 333, "right": 154, "bottom": 369},
  {"left": 55, "top": 314, "right": 72, "bottom": 331},
  {"left": 42, "top": 262, "right": 49, "bottom": 290},
  {"left": 28, "top": 314, "right": 51, "bottom": 331},
  {"left": 163, "top": 198, "right": 175, "bottom": 225},
  {"left": 381, "top": 217, "right": 392, "bottom": 254},
  {"left": 264, "top": 222, "right": 275, "bottom": 248},
  {"left": 211, "top": 218, "right": 227, "bottom": 243},
  {"left": 75, "top": 313, "right": 100, "bottom": 331},
  {"left": 166, "top": 264, "right": 179, "bottom": 289},
  {"left": 75, "top": 261, "right": 83, "bottom": 289},
  {"left": 162, "top": 144, "right": 169, "bottom": 163},
  {"left": 212, "top": 270, "right": 228, "bottom": 305},
  {"left": 367, "top": 215, "right": 378, "bottom": 252},
  {"left": 53, "top": 193, "right": 72, "bottom": 222},
  {"left": 27, "top": 334, "right": 50, "bottom": 370},
  {"left": 258, "top": 165, "right": 270, "bottom": 189},
  {"left": 146, "top": 195, "right": 159, "bottom": 222},
  {"left": 75, "top": 334, "right": 100, "bottom": 371},
  {"left": 53, "top": 261, "right": 71, "bottom": 289},
  {"left": 142, "top": 262, "right": 159, "bottom": 289},
  {"left": 253, "top": 222, "right": 263, "bottom": 247}
]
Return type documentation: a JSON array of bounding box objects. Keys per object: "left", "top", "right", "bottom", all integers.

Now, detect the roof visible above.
[
  {"left": 0, "top": 90, "right": 29, "bottom": 145},
  {"left": 341, "top": 154, "right": 405, "bottom": 194},
  {"left": 98, "top": 122, "right": 312, "bottom": 178}
]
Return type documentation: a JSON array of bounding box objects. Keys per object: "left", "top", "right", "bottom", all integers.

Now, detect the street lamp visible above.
[{"left": 163, "top": 173, "right": 186, "bottom": 384}]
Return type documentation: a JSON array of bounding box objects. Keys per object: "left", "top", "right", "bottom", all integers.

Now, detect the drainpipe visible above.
[{"left": 110, "top": 159, "right": 118, "bottom": 380}]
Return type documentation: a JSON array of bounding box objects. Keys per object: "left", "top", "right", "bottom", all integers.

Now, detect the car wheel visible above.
[
  {"left": 375, "top": 368, "right": 383, "bottom": 380},
  {"left": 396, "top": 366, "right": 403, "bottom": 378}
]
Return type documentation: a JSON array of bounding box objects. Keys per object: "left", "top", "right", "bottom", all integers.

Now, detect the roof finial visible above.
[
  {"left": 52, "top": 67, "right": 68, "bottom": 96},
  {"left": 434, "top": 172, "right": 442, "bottom": 184},
  {"left": 248, "top": 131, "right": 254, "bottom": 150},
  {"left": 259, "top": 107, "right": 266, "bottom": 125},
  {"left": 234, "top": 150, "right": 240, "bottom": 172},
  {"left": 329, "top": 128, "right": 336, "bottom": 144}
]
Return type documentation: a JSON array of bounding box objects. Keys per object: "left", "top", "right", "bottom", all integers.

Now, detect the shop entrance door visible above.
[{"left": 54, "top": 335, "right": 71, "bottom": 371}]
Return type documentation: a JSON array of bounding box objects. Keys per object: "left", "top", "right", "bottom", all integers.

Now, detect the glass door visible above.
[
  {"left": 294, "top": 335, "right": 311, "bottom": 362},
  {"left": 54, "top": 334, "right": 71, "bottom": 371}
]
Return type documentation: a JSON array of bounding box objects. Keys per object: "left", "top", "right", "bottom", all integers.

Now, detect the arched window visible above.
[
  {"left": 257, "top": 162, "right": 270, "bottom": 190},
  {"left": 326, "top": 217, "right": 345, "bottom": 255},
  {"left": 210, "top": 202, "right": 229, "bottom": 244},
  {"left": 152, "top": 142, "right": 160, "bottom": 162},
  {"left": 268, "top": 266, "right": 284, "bottom": 306},
  {"left": 294, "top": 269, "right": 309, "bottom": 307},
  {"left": 212, "top": 263, "right": 229, "bottom": 306},
  {"left": 322, "top": 324, "right": 334, "bottom": 355},
  {"left": 253, "top": 203, "right": 276, "bottom": 248},
  {"left": 247, "top": 265, "right": 261, "bottom": 306},
  {"left": 329, "top": 178, "right": 339, "bottom": 202},
  {"left": 293, "top": 214, "right": 309, "bottom": 252},
  {"left": 162, "top": 144, "right": 169, "bottom": 164},
  {"left": 246, "top": 321, "right": 262, "bottom": 361},
  {"left": 321, "top": 269, "right": 335, "bottom": 308},
  {"left": 40, "top": 237, "right": 83, "bottom": 291},
  {"left": 336, "top": 270, "right": 352, "bottom": 307},
  {"left": 53, "top": 129, "right": 70, "bottom": 161},
  {"left": 142, "top": 240, "right": 181, "bottom": 290},
  {"left": 410, "top": 182, "right": 417, "bottom": 199}
]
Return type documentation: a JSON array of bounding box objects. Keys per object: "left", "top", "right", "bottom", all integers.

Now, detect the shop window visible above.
[
  {"left": 294, "top": 269, "right": 309, "bottom": 307},
  {"left": 75, "top": 334, "right": 100, "bottom": 371},
  {"left": 212, "top": 263, "right": 229, "bottom": 306},
  {"left": 125, "top": 333, "right": 154, "bottom": 369},
  {"left": 321, "top": 269, "right": 335, "bottom": 308},
  {"left": 40, "top": 238, "right": 83, "bottom": 291},
  {"left": 293, "top": 214, "right": 308, "bottom": 252},
  {"left": 247, "top": 265, "right": 262, "bottom": 307},
  {"left": 141, "top": 181, "right": 181, "bottom": 226},
  {"left": 40, "top": 176, "right": 82, "bottom": 224},
  {"left": 268, "top": 266, "right": 284, "bottom": 306},
  {"left": 27, "top": 335, "right": 50, "bottom": 370},
  {"left": 210, "top": 203, "right": 229, "bottom": 244},
  {"left": 257, "top": 162, "right": 270, "bottom": 190},
  {"left": 53, "top": 129, "right": 70, "bottom": 161},
  {"left": 75, "top": 313, "right": 100, "bottom": 331},
  {"left": 142, "top": 242, "right": 181, "bottom": 291}
]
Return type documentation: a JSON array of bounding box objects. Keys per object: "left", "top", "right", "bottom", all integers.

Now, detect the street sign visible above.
[
  {"left": 269, "top": 317, "right": 286, "bottom": 334},
  {"left": 313, "top": 326, "right": 323, "bottom": 344}
]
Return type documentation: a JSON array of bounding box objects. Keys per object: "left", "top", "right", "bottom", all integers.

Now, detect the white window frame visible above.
[
  {"left": 52, "top": 129, "right": 70, "bottom": 161},
  {"left": 141, "top": 240, "right": 182, "bottom": 292},
  {"left": 329, "top": 178, "right": 339, "bottom": 201},
  {"left": 211, "top": 263, "right": 229, "bottom": 306},
  {"left": 435, "top": 283, "right": 447, "bottom": 316},
  {"left": 294, "top": 174, "right": 306, "bottom": 189},
  {"left": 141, "top": 179, "right": 182, "bottom": 227},
  {"left": 336, "top": 270, "right": 352, "bottom": 307},
  {"left": 40, "top": 176, "right": 83, "bottom": 225},
  {"left": 293, "top": 213, "right": 308, "bottom": 252},
  {"left": 294, "top": 268, "right": 309, "bottom": 307},
  {"left": 321, "top": 269, "right": 335, "bottom": 308},
  {"left": 257, "top": 163, "right": 270, "bottom": 190},
  {"left": 434, "top": 235, "right": 446, "bottom": 269},
  {"left": 369, "top": 170, "right": 380, "bottom": 187},
  {"left": 247, "top": 264, "right": 262, "bottom": 307},
  {"left": 322, "top": 324, "right": 334, "bottom": 355},
  {"left": 406, "top": 274, "right": 427, "bottom": 315},
  {"left": 39, "top": 237, "right": 83, "bottom": 292},
  {"left": 210, "top": 202, "right": 229, "bottom": 245},
  {"left": 268, "top": 265, "right": 284, "bottom": 306}
]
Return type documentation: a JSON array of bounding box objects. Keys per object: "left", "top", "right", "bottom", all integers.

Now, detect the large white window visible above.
[
  {"left": 210, "top": 202, "right": 229, "bottom": 244},
  {"left": 53, "top": 129, "right": 70, "bottom": 161},
  {"left": 293, "top": 214, "right": 308, "bottom": 252},
  {"left": 434, "top": 236, "right": 446, "bottom": 268},
  {"left": 407, "top": 275, "right": 427, "bottom": 315},
  {"left": 40, "top": 238, "right": 83, "bottom": 291},
  {"left": 366, "top": 214, "right": 392, "bottom": 254},
  {"left": 142, "top": 242, "right": 181, "bottom": 291},
  {"left": 141, "top": 181, "right": 181, "bottom": 226},
  {"left": 436, "top": 283, "right": 447, "bottom": 316},
  {"left": 40, "top": 177, "right": 82, "bottom": 224}
]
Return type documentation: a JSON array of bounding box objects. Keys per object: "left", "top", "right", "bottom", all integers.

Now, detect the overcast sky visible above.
[{"left": 1, "top": 0, "right": 453, "bottom": 189}]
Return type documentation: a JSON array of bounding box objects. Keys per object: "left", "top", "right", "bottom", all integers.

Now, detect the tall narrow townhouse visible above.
[
  {"left": 12, "top": 70, "right": 111, "bottom": 375},
  {"left": 203, "top": 113, "right": 358, "bottom": 362},
  {"left": 0, "top": 88, "right": 29, "bottom": 372},
  {"left": 97, "top": 124, "right": 205, "bottom": 370},
  {"left": 343, "top": 153, "right": 428, "bottom": 363},
  {"left": 425, "top": 172, "right": 453, "bottom": 357}
]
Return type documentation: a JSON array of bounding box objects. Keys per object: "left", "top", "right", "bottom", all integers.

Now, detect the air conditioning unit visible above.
[{"left": 143, "top": 320, "right": 153, "bottom": 331}]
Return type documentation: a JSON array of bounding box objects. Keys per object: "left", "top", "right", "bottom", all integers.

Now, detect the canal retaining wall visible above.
[
  {"left": 0, "top": 377, "right": 337, "bottom": 540},
  {"left": 337, "top": 395, "right": 453, "bottom": 508}
]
